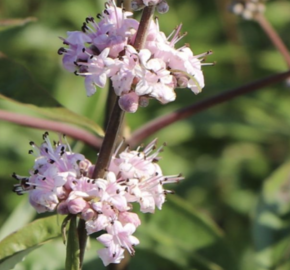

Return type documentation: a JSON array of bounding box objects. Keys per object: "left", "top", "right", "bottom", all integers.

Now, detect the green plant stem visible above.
[
  {"left": 129, "top": 69, "right": 290, "bottom": 147},
  {"left": 77, "top": 219, "right": 87, "bottom": 269},
  {"left": 255, "top": 13, "right": 290, "bottom": 68}
]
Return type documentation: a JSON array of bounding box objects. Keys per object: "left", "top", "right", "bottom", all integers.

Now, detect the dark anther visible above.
[
  {"left": 45, "top": 148, "right": 48, "bottom": 153},
  {"left": 34, "top": 170, "right": 39, "bottom": 174},
  {"left": 12, "top": 172, "right": 18, "bottom": 179},
  {"left": 29, "top": 141, "right": 35, "bottom": 146},
  {"left": 104, "top": 10, "right": 110, "bottom": 16},
  {"left": 28, "top": 150, "right": 34, "bottom": 154},
  {"left": 81, "top": 22, "right": 88, "bottom": 32},
  {"left": 86, "top": 17, "right": 94, "bottom": 23},
  {"left": 74, "top": 70, "right": 79, "bottom": 76},
  {"left": 49, "top": 159, "right": 55, "bottom": 164},
  {"left": 96, "top": 13, "right": 102, "bottom": 19},
  {"left": 57, "top": 47, "right": 67, "bottom": 55},
  {"left": 116, "top": 189, "right": 120, "bottom": 194},
  {"left": 42, "top": 177, "right": 46, "bottom": 181}
]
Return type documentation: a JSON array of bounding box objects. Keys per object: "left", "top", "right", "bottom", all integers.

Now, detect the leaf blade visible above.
[{"left": 0, "top": 215, "right": 65, "bottom": 270}]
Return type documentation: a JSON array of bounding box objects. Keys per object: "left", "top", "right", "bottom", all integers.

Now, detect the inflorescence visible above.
[
  {"left": 58, "top": 0, "right": 210, "bottom": 113},
  {"left": 12, "top": 133, "right": 183, "bottom": 266}
]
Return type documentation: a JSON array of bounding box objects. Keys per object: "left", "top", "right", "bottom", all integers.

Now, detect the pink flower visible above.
[
  {"left": 13, "top": 133, "right": 184, "bottom": 267},
  {"left": 13, "top": 133, "right": 84, "bottom": 213},
  {"left": 59, "top": 1, "right": 209, "bottom": 111},
  {"left": 109, "top": 139, "right": 184, "bottom": 212},
  {"left": 97, "top": 221, "right": 139, "bottom": 266}
]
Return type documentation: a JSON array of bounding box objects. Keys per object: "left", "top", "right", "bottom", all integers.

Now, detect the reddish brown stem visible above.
[
  {"left": 255, "top": 13, "right": 290, "bottom": 68},
  {"left": 129, "top": 69, "right": 290, "bottom": 147},
  {"left": 0, "top": 110, "right": 102, "bottom": 149}
]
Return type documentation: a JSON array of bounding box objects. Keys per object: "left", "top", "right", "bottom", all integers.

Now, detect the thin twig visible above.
[
  {"left": 255, "top": 13, "right": 290, "bottom": 68},
  {"left": 129, "top": 69, "right": 290, "bottom": 147},
  {"left": 0, "top": 110, "right": 102, "bottom": 149}
]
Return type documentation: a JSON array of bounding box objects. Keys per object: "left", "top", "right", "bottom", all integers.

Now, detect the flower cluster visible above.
[
  {"left": 230, "top": 0, "right": 266, "bottom": 20},
  {"left": 13, "top": 133, "right": 183, "bottom": 266},
  {"left": 131, "top": 0, "right": 169, "bottom": 14},
  {"left": 58, "top": 0, "right": 210, "bottom": 113}
]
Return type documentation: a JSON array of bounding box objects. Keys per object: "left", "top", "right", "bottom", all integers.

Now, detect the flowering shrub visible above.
[{"left": 1, "top": 0, "right": 290, "bottom": 269}]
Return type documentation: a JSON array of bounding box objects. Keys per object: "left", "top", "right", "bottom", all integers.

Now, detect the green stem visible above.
[
  {"left": 65, "top": 215, "right": 80, "bottom": 270},
  {"left": 77, "top": 219, "right": 87, "bottom": 269}
]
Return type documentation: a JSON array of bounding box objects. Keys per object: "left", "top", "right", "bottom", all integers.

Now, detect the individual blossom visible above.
[
  {"left": 97, "top": 221, "right": 139, "bottom": 266},
  {"left": 58, "top": 0, "right": 210, "bottom": 112},
  {"left": 109, "top": 139, "right": 184, "bottom": 213}
]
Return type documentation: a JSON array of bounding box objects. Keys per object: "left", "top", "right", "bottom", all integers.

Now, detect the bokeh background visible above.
[{"left": 1, "top": 0, "right": 290, "bottom": 269}]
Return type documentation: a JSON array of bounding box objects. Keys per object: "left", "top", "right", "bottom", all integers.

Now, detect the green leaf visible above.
[
  {"left": 0, "top": 198, "right": 35, "bottom": 241},
  {"left": 0, "top": 57, "right": 104, "bottom": 137},
  {"left": 136, "top": 195, "right": 237, "bottom": 270},
  {"left": 0, "top": 215, "right": 65, "bottom": 270},
  {"left": 65, "top": 216, "right": 80, "bottom": 270},
  {"left": 253, "top": 161, "right": 290, "bottom": 269}
]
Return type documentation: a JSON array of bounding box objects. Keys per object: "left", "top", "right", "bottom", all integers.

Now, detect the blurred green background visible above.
[{"left": 1, "top": 0, "right": 290, "bottom": 269}]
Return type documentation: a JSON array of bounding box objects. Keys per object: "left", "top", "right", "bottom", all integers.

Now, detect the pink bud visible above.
[
  {"left": 57, "top": 201, "right": 70, "bottom": 215},
  {"left": 119, "top": 92, "right": 139, "bottom": 113},
  {"left": 68, "top": 197, "right": 88, "bottom": 214}
]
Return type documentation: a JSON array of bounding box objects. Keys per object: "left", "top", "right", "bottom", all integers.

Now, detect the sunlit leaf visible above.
[
  {"left": 0, "top": 215, "right": 65, "bottom": 270},
  {"left": 0, "top": 57, "right": 104, "bottom": 137}
]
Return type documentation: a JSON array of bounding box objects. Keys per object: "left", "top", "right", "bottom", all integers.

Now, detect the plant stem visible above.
[
  {"left": 92, "top": 98, "right": 125, "bottom": 178},
  {"left": 77, "top": 219, "right": 87, "bottom": 269},
  {"left": 255, "top": 13, "right": 290, "bottom": 68},
  {"left": 129, "top": 69, "right": 290, "bottom": 146},
  {"left": 0, "top": 110, "right": 102, "bottom": 149},
  {"left": 92, "top": 5, "right": 155, "bottom": 179}
]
